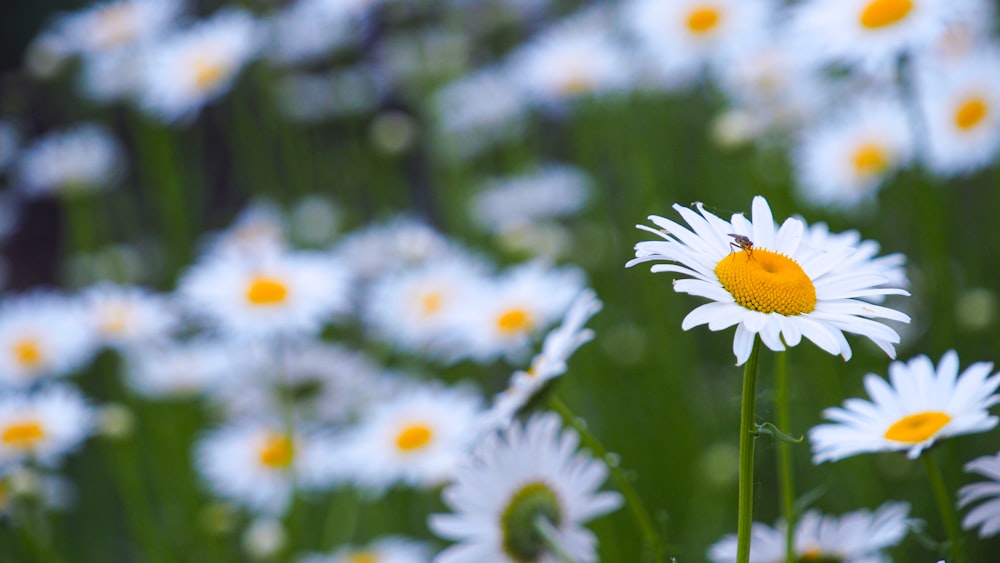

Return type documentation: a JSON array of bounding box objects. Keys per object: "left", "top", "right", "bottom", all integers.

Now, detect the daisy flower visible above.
[
  {"left": 432, "top": 66, "right": 527, "bottom": 160},
  {"left": 959, "top": 450, "right": 1000, "bottom": 537},
  {"left": 195, "top": 421, "right": 341, "bottom": 515},
  {"left": 430, "top": 412, "right": 622, "bottom": 563},
  {"left": 708, "top": 501, "right": 911, "bottom": 562},
  {"left": 202, "top": 199, "right": 288, "bottom": 260},
  {"left": 790, "top": 0, "right": 951, "bottom": 71},
  {"left": 622, "top": 0, "right": 773, "bottom": 90},
  {"left": 266, "top": 0, "right": 358, "bottom": 65},
  {"left": 918, "top": 48, "right": 1000, "bottom": 176},
  {"left": 336, "top": 383, "right": 483, "bottom": 491},
  {"left": 123, "top": 337, "right": 242, "bottom": 398},
  {"left": 810, "top": 350, "right": 1000, "bottom": 462},
  {"left": 470, "top": 165, "right": 591, "bottom": 236},
  {"left": 794, "top": 97, "right": 914, "bottom": 209},
  {"left": 297, "top": 536, "right": 431, "bottom": 563},
  {"left": 335, "top": 216, "right": 458, "bottom": 283},
  {"left": 802, "top": 223, "right": 908, "bottom": 294},
  {"left": 483, "top": 289, "right": 602, "bottom": 431},
  {"left": 16, "top": 123, "right": 123, "bottom": 198},
  {"left": 82, "top": 283, "right": 177, "bottom": 349},
  {"left": 0, "top": 293, "right": 97, "bottom": 388},
  {"left": 0, "top": 385, "right": 94, "bottom": 469},
  {"left": 177, "top": 250, "right": 351, "bottom": 338},
  {"left": 458, "top": 261, "right": 585, "bottom": 364},
  {"left": 627, "top": 195, "right": 910, "bottom": 365},
  {"left": 138, "top": 9, "right": 261, "bottom": 122},
  {"left": 57, "top": 0, "right": 181, "bottom": 55}
]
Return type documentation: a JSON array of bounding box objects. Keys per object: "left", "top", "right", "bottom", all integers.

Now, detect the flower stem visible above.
[
  {"left": 534, "top": 515, "right": 578, "bottom": 563},
  {"left": 737, "top": 337, "right": 762, "bottom": 563},
  {"left": 550, "top": 396, "right": 667, "bottom": 563},
  {"left": 774, "top": 350, "right": 796, "bottom": 563},
  {"left": 922, "top": 451, "right": 967, "bottom": 563}
]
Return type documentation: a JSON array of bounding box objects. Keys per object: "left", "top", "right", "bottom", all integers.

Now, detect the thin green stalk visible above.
[
  {"left": 550, "top": 397, "right": 667, "bottom": 563},
  {"left": 737, "top": 337, "right": 763, "bottom": 563},
  {"left": 922, "top": 451, "right": 967, "bottom": 563},
  {"left": 774, "top": 350, "right": 796, "bottom": 563},
  {"left": 534, "top": 515, "right": 578, "bottom": 563}
]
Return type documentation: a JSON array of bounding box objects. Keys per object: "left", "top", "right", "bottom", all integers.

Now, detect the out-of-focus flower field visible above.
[{"left": 3, "top": 0, "right": 1000, "bottom": 562}]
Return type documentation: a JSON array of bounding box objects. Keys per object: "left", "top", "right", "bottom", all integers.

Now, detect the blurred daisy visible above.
[
  {"left": 276, "top": 67, "right": 379, "bottom": 123},
  {"left": 432, "top": 67, "right": 527, "bottom": 160},
  {"left": 918, "top": 48, "right": 1000, "bottom": 176},
  {"left": 123, "top": 337, "right": 242, "bottom": 398},
  {"left": 364, "top": 254, "right": 489, "bottom": 360},
  {"left": 16, "top": 123, "right": 123, "bottom": 198},
  {"left": 58, "top": 0, "right": 181, "bottom": 55},
  {"left": 622, "top": 0, "right": 773, "bottom": 90},
  {"left": 195, "top": 422, "right": 340, "bottom": 515},
  {"left": 627, "top": 196, "right": 910, "bottom": 365},
  {"left": 337, "top": 383, "right": 483, "bottom": 491},
  {"left": 810, "top": 350, "right": 1000, "bottom": 462},
  {"left": 430, "top": 412, "right": 622, "bottom": 563},
  {"left": 484, "top": 289, "right": 601, "bottom": 431},
  {"left": 508, "top": 8, "right": 633, "bottom": 108},
  {"left": 791, "top": 0, "right": 951, "bottom": 70},
  {"left": 83, "top": 283, "right": 177, "bottom": 349},
  {"left": 178, "top": 250, "right": 350, "bottom": 338},
  {"left": 794, "top": 98, "right": 913, "bottom": 209},
  {"left": 0, "top": 293, "right": 97, "bottom": 388},
  {"left": 459, "top": 261, "right": 585, "bottom": 363},
  {"left": 959, "top": 450, "right": 1000, "bottom": 537},
  {"left": 297, "top": 536, "right": 431, "bottom": 563},
  {"left": 267, "top": 0, "right": 358, "bottom": 65},
  {"left": 707, "top": 501, "right": 911, "bottom": 562},
  {"left": 203, "top": 199, "right": 288, "bottom": 259},
  {"left": 0, "top": 385, "right": 94, "bottom": 469},
  {"left": 335, "top": 216, "right": 459, "bottom": 282},
  {"left": 470, "top": 165, "right": 591, "bottom": 235},
  {"left": 139, "top": 9, "right": 261, "bottom": 122}
]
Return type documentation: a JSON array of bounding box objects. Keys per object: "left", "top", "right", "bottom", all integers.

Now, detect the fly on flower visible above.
[{"left": 727, "top": 233, "right": 754, "bottom": 259}]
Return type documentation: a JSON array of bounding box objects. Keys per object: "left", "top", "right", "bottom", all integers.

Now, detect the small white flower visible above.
[
  {"left": 432, "top": 67, "right": 527, "bottom": 159},
  {"left": 57, "top": 0, "right": 181, "bottom": 55},
  {"left": 203, "top": 200, "right": 288, "bottom": 260},
  {"left": 959, "top": 450, "right": 1000, "bottom": 537},
  {"left": 335, "top": 216, "right": 461, "bottom": 282},
  {"left": 707, "top": 501, "right": 911, "bottom": 562},
  {"left": 430, "top": 412, "right": 622, "bottom": 563},
  {"left": 810, "top": 350, "right": 1000, "bottom": 462},
  {"left": 0, "top": 385, "right": 94, "bottom": 469},
  {"left": 82, "top": 283, "right": 178, "bottom": 349},
  {"left": 470, "top": 165, "right": 591, "bottom": 235},
  {"left": 266, "top": 0, "right": 358, "bottom": 65},
  {"left": 0, "top": 293, "right": 97, "bottom": 388},
  {"left": 123, "top": 337, "right": 242, "bottom": 398},
  {"left": 297, "top": 536, "right": 431, "bottom": 563},
  {"left": 17, "top": 124, "right": 123, "bottom": 198},
  {"left": 139, "top": 9, "right": 261, "bottom": 122}
]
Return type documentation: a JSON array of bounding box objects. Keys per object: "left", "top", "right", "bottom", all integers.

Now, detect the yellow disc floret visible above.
[
  {"left": 858, "top": 0, "right": 913, "bottom": 30},
  {"left": 715, "top": 249, "right": 816, "bottom": 315},
  {"left": 395, "top": 423, "right": 434, "bottom": 452},
  {"left": 686, "top": 6, "right": 722, "bottom": 35},
  {"left": 955, "top": 96, "right": 988, "bottom": 131},
  {"left": 257, "top": 433, "right": 295, "bottom": 469},
  {"left": 884, "top": 411, "right": 951, "bottom": 443}
]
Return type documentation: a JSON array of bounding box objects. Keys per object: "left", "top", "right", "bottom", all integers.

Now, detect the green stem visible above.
[
  {"left": 922, "top": 451, "right": 967, "bottom": 563},
  {"left": 774, "top": 350, "right": 796, "bottom": 563},
  {"left": 534, "top": 515, "right": 578, "bottom": 563},
  {"left": 737, "top": 337, "right": 762, "bottom": 563},
  {"left": 550, "top": 397, "right": 667, "bottom": 563}
]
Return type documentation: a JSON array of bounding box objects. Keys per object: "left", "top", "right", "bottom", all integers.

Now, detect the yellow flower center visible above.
[
  {"left": 349, "top": 552, "right": 378, "bottom": 563},
  {"left": 884, "top": 411, "right": 951, "bottom": 443},
  {"left": 395, "top": 423, "right": 434, "bottom": 452},
  {"left": 95, "top": 4, "right": 136, "bottom": 49},
  {"left": 954, "top": 96, "right": 989, "bottom": 131},
  {"left": 859, "top": 0, "right": 913, "bottom": 30},
  {"left": 714, "top": 249, "right": 817, "bottom": 315},
  {"left": 497, "top": 308, "right": 533, "bottom": 335},
  {"left": 193, "top": 58, "right": 227, "bottom": 90},
  {"left": 257, "top": 433, "right": 295, "bottom": 469},
  {"left": 12, "top": 338, "right": 43, "bottom": 368},
  {"left": 100, "top": 305, "right": 131, "bottom": 334},
  {"left": 851, "top": 142, "right": 890, "bottom": 177},
  {"left": 559, "top": 71, "right": 592, "bottom": 95},
  {"left": 420, "top": 291, "right": 443, "bottom": 316},
  {"left": 686, "top": 6, "right": 722, "bottom": 35},
  {"left": 246, "top": 276, "right": 289, "bottom": 306},
  {"left": 1, "top": 420, "right": 46, "bottom": 450}
]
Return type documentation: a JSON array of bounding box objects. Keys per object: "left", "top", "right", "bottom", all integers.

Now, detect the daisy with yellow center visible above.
[
  {"left": 0, "top": 385, "right": 94, "bottom": 469},
  {"left": 628, "top": 195, "right": 910, "bottom": 365},
  {"left": 0, "top": 292, "right": 97, "bottom": 387},
  {"left": 810, "top": 351, "right": 1000, "bottom": 463},
  {"left": 83, "top": 283, "right": 177, "bottom": 349}
]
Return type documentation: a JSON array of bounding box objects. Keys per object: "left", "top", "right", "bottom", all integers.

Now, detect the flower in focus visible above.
[
  {"left": 627, "top": 195, "right": 910, "bottom": 365},
  {"left": 0, "top": 293, "right": 97, "bottom": 388},
  {"left": 336, "top": 383, "right": 483, "bottom": 491},
  {"left": 138, "top": 9, "right": 260, "bottom": 122},
  {"left": 16, "top": 123, "right": 123, "bottom": 198},
  {"left": 429, "top": 412, "right": 622, "bottom": 563},
  {"left": 177, "top": 249, "right": 351, "bottom": 338},
  {"left": 793, "top": 98, "right": 914, "bottom": 209},
  {"left": 297, "top": 536, "right": 431, "bottom": 563},
  {"left": 959, "top": 450, "right": 1000, "bottom": 537},
  {"left": 0, "top": 385, "right": 94, "bottom": 469},
  {"left": 707, "top": 501, "right": 911, "bottom": 562},
  {"left": 810, "top": 350, "right": 1000, "bottom": 462}
]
